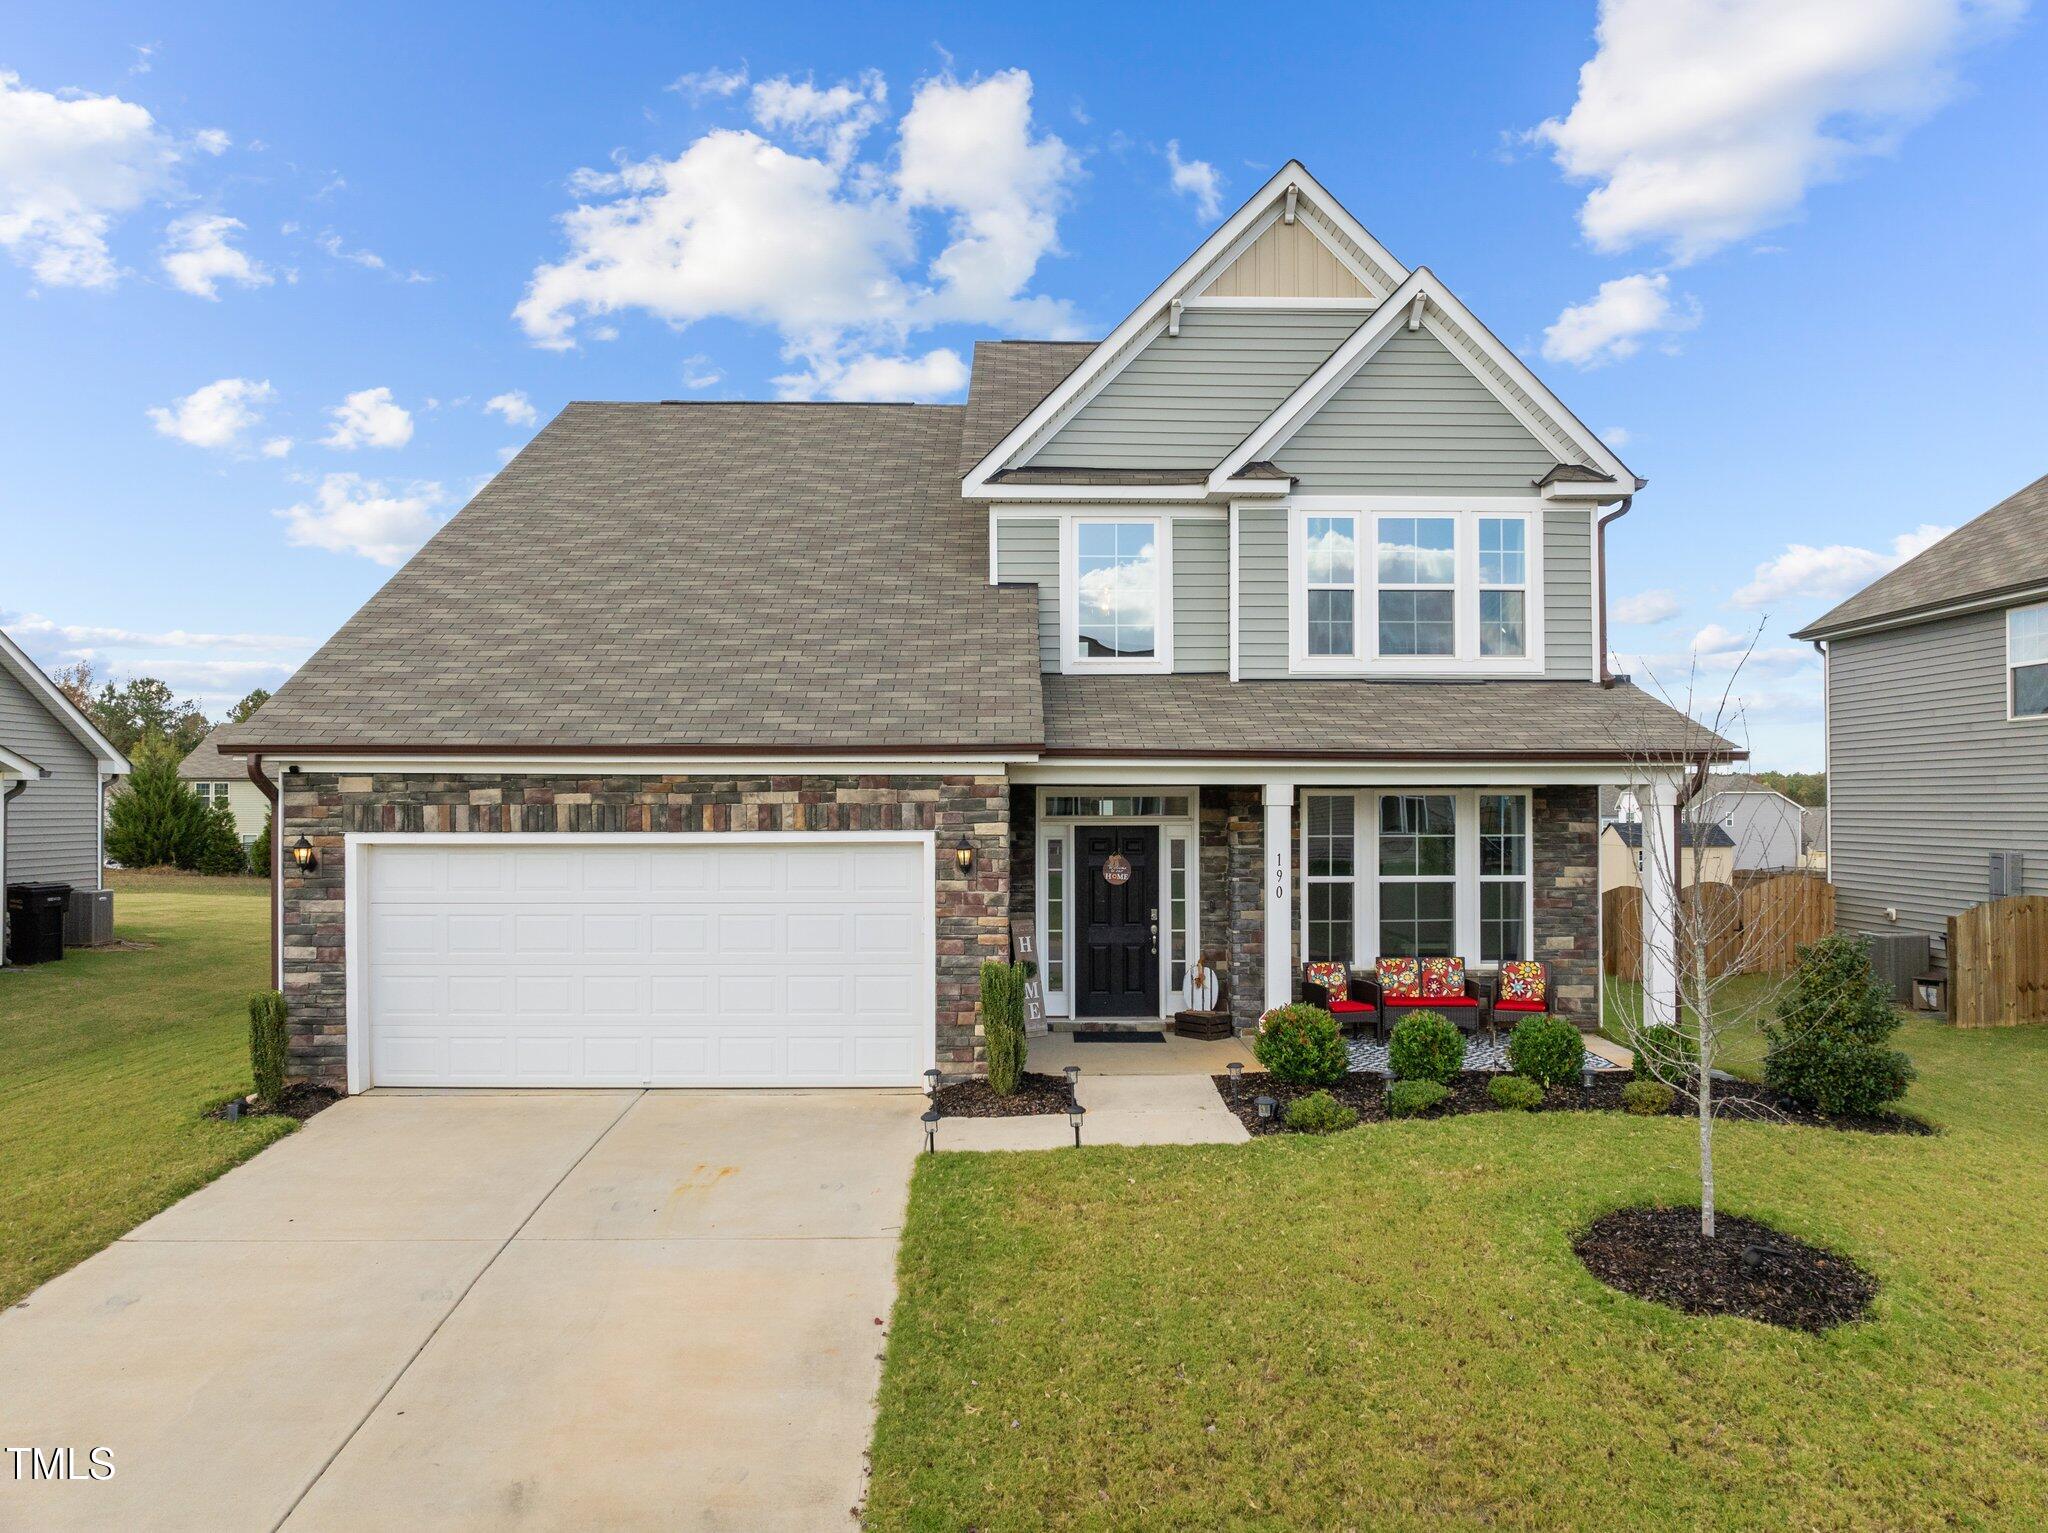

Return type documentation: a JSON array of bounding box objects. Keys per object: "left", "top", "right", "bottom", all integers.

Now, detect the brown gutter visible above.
[
  {"left": 216, "top": 741, "right": 1045, "bottom": 759},
  {"left": 1041, "top": 744, "right": 1746, "bottom": 763},
  {"left": 247, "top": 754, "right": 280, "bottom": 989},
  {"left": 1596, "top": 495, "right": 1632, "bottom": 686}
]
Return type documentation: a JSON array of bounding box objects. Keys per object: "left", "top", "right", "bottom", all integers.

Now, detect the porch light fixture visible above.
[
  {"left": 1254, "top": 1094, "right": 1276, "bottom": 1123},
  {"left": 954, "top": 837, "right": 974, "bottom": 874},
  {"left": 290, "top": 835, "right": 318, "bottom": 873},
  {"left": 1066, "top": 1101, "right": 1085, "bottom": 1147},
  {"left": 922, "top": 1109, "right": 939, "bottom": 1155}
]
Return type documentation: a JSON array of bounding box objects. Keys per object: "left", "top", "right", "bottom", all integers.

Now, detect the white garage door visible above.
[{"left": 359, "top": 838, "right": 931, "bottom": 1087}]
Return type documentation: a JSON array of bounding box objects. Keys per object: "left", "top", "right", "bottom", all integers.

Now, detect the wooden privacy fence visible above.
[
  {"left": 1603, "top": 874, "right": 1833, "bottom": 980},
  {"left": 1948, "top": 895, "right": 2048, "bottom": 1028}
]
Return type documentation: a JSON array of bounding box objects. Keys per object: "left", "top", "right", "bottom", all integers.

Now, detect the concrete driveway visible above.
[{"left": 0, "top": 1089, "right": 922, "bottom": 1532}]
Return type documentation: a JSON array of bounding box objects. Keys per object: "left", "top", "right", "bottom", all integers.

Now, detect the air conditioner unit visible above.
[{"left": 1862, "top": 932, "right": 1930, "bottom": 1005}]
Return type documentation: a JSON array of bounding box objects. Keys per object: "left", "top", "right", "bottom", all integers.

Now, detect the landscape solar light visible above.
[
  {"left": 1066, "top": 1101, "right": 1085, "bottom": 1146},
  {"left": 1063, "top": 1063, "right": 1081, "bottom": 1092},
  {"left": 921, "top": 1109, "right": 939, "bottom": 1154},
  {"left": 925, "top": 1067, "right": 941, "bottom": 1098},
  {"left": 1582, "top": 1061, "right": 1597, "bottom": 1090},
  {"left": 1254, "top": 1094, "right": 1276, "bottom": 1122},
  {"left": 1226, "top": 1060, "right": 1243, "bottom": 1085}
]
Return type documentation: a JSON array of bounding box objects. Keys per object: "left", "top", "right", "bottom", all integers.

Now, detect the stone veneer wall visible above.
[
  {"left": 1532, "top": 784, "right": 1600, "bottom": 1021},
  {"left": 279, "top": 772, "right": 1010, "bottom": 1086}
]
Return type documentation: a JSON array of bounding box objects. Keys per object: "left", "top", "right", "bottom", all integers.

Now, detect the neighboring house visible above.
[
  {"left": 1794, "top": 473, "right": 2048, "bottom": 954},
  {"left": 215, "top": 162, "right": 1728, "bottom": 1092},
  {"left": 0, "top": 626, "right": 130, "bottom": 962},
  {"left": 1690, "top": 773, "right": 1806, "bottom": 873},
  {"left": 1800, "top": 806, "right": 1828, "bottom": 873},
  {"left": 179, "top": 725, "right": 269, "bottom": 847},
  {"left": 1600, "top": 820, "right": 1736, "bottom": 890}
]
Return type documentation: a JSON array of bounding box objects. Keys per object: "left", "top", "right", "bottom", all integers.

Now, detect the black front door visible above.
[{"left": 1076, "top": 826, "right": 1160, "bottom": 1018}]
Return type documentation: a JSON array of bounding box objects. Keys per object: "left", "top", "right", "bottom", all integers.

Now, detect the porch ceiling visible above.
[{"left": 1040, "top": 674, "right": 1738, "bottom": 761}]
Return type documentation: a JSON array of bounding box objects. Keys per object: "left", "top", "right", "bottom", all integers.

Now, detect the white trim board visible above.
[
  {"left": 341, "top": 829, "right": 939, "bottom": 1095},
  {"left": 0, "top": 627, "right": 130, "bottom": 772}
]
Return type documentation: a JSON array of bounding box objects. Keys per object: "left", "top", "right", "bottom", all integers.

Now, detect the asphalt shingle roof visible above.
[
  {"left": 221, "top": 403, "right": 1044, "bottom": 753},
  {"left": 1041, "top": 675, "right": 1738, "bottom": 759},
  {"left": 1794, "top": 472, "right": 2048, "bottom": 639},
  {"left": 958, "top": 341, "right": 1094, "bottom": 475},
  {"left": 1609, "top": 819, "right": 1735, "bottom": 849},
  {"left": 178, "top": 724, "right": 247, "bottom": 780}
]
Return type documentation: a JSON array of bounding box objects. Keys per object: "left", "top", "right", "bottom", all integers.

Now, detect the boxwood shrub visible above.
[
  {"left": 1505, "top": 1014, "right": 1583, "bottom": 1088},
  {"left": 1283, "top": 1089, "right": 1359, "bottom": 1134},
  {"left": 1252, "top": 1004, "right": 1348, "bottom": 1087},
  {"left": 1762, "top": 934, "right": 1915, "bottom": 1116},
  {"left": 1387, "top": 1010, "right": 1464, "bottom": 1084},
  {"left": 1387, "top": 1079, "right": 1450, "bottom": 1118},
  {"left": 1620, "top": 1079, "right": 1676, "bottom": 1116},
  {"left": 1487, "top": 1074, "right": 1544, "bottom": 1112}
]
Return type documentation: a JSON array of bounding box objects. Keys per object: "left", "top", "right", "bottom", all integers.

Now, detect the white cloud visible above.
[
  {"left": 317, "top": 229, "right": 384, "bottom": 269},
  {"left": 1732, "top": 522, "right": 1953, "bottom": 607},
  {"left": 515, "top": 67, "right": 1082, "bottom": 382},
  {"left": 322, "top": 386, "right": 414, "bottom": 450},
  {"left": 1611, "top": 588, "right": 1680, "bottom": 625},
  {"left": 277, "top": 473, "right": 446, "bottom": 565},
  {"left": 194, "top": 127, "right": 230, "bottom": 155},
  {"left": 0, "top": 69, "right": 180, "bottom": 287},
  {"left": 1602, "top": 425, "right": 1632, "bottom": 448},
  {"left": 774, "top": 347, "right": 968, "bottom": 402},
  {"left": 5, "top": 612, "right": 308, "bottom": 649},
  {"left": 159, "top": 212, "right": 270, "bottom": 298},
  {"left": 146, "top": 376, "right": 274, "bottom": 449},
  {"left": 261, "top": 435, "right": 292, "bottom": 458},
  {"left": 681, "top": 354, "right": 723, "bottom": 389},
  {"left": 1165, "top": 140, "right": 1222, "bottom": 220},
  {"left": 1542, "top": 271, "right": 1699, "bottom": 367},
  {"left": 749, "top": 72, "right": 886, "bottom": 166},
  {"left": 484, "top": 389, "right": 538, "bottom": 427},
  {"left": 668, "top": 65, "right": 749, "bottom": 101},
  {"left": 1532, "top": 0, "right": 2023, "bottom": 263}
]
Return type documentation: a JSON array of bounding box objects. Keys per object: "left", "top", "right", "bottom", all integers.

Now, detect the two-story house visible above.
[
  {"left": 1795, "top": 472, "right": 2047, "bottom": 956},
  {"left": 217, "top": 162, "right": 1724, "bottom": 1091}
]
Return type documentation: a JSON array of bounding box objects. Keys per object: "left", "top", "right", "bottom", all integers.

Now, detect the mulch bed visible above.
[
  {"left": 1213, "top": 1071, "right": 1931, "bottom": 1137},
  {"left": 1574, "top": 1207, "right": 1877, "bottom": 1332},
  {"left": 931, "top": 1071, "right": 1074, "bottom": 1118},
  {"left": 207, "top": 1082, "right": 340, "bottom": 1123}
]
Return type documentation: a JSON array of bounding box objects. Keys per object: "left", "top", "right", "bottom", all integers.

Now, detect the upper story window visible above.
[
  {"left": 1289, "top": 503, "right": 1541, "bottom": 674},
  {"left": 2011, "top": 601, "right": 2048, "bottom": 718},
  {"left": 194, "top": 781, "right": 228, "bottom": 806},
  {"left": 1063, "top": 516, "right": 1171, "bottom": 672}
]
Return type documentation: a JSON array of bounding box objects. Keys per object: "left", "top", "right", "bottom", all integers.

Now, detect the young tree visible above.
[
  {"left": 250, "top": 806, "right": 274, "bottom": 879},
  {"left": 193, "top": 800, "right": 250, "bottom": 877},
  {"left": 104, "top": 733, "right": 210, "bottom": 869},
  {"left": 91, "top": 677, "right": 210, "bottom": 756},
  {"left": 48, "top": 658, "right": 100, "bottom": 714},
  {"left": 227, "top": 687, "right": 272, "bottom": 724},
  {"left": 1607, "top": 627, "right": 1810, "bottom": 1238}
]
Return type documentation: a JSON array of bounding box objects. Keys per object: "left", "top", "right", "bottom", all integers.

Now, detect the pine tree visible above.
[{"left": 105, "top": 733, "right": 210, "bottom": 869}]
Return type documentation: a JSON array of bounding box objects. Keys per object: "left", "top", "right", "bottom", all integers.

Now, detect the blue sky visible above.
[{"left": 5, "top": 1, "right": 2043, "bottom": 767}]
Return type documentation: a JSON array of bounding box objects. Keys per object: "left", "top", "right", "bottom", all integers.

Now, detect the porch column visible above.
[
  {"left": 1262, "top": 782, "right": 1293, "bottom": 1014},
  {"left": 1639, "top": 773, "right": 1680, "bottom": 1028}
]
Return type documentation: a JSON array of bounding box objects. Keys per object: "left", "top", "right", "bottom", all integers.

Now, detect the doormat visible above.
[{"left": 1069, "top": 1028, "right": 1167, "bottom": 1043}]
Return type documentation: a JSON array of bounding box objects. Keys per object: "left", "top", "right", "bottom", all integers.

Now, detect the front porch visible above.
[{"left": 1007, "top": 779, "right": 1610, "bottom": 1038}]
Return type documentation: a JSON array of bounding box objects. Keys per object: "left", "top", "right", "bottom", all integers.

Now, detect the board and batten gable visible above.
[
  {"left": 0, "top": 663, "right": 104, "bottom": 887},
  {"left": 1826, "top": 606, "right": 2047, "bottom": 946},
  {"left": 1025, "top": 308, "right": 1363, "bottom": 470},
  {"left": 994, "top": 512, "right": 1228, "bottom": 674}
]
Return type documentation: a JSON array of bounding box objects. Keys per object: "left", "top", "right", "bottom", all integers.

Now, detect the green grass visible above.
[
  {"left": 0, "top": 874, "right": 293, "bottom": 1307},
  {"left": 867, "top": 1015, "right": 2048, "bottom": 1530}
]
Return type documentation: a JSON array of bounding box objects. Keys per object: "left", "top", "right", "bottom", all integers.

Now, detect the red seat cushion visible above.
[
  {"left": 1388, "top": 993, "right": 1477, "bottom": 1009},
  {"left": 1328, "top": 999, "right": 1374, "bottom": 1015},
  {"left": 1493, "top": 997, "right": 1547, "bottom": 1012}
]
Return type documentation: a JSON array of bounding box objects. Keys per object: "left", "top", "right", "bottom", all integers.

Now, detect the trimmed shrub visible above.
[
  {"left": 1621, "top": 1079, "right": 1675, "bottom": 1117},
  {"left": 249, "top": 991, "right": 288, "bottom": 1105},
  {"left": 1488, "top": 1074, "right": 1544, "bottom": 1112},
  {"left": 1505, "top": 1014, "right": 1584, "bottom": 1088},
  {"left": 980, "top": 960, "right": 1027, "bottom": 1096},
  {"left": 1283, "top": 1089, "right": 1359, "bottom": 1135},
  {"left": 1388, "top": 1010, "right": 1463, "bottom": 1084},
  {"left": 1253, "top": 1004, "right": 1348, "bottom": 1087},
  {"left": 1762, "top": 935, "right": 1915, "bottom": 1116},
  {"left": 1387, "top": 1079, "right": 1450, "bottom": 1118}
]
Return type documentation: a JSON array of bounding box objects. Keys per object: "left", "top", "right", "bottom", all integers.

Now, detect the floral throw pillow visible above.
[
  {"left": 1303, "top": 961, "right": 1348, "bottom": 1002},
  {"left": 1497, "top": 960, "right": 1546, "bottom": 1004},
  {"left": 1376, "top": 956, "right": 1421, "bottom": 999},
  {"left": 1419, "top": 956, "right": 1466, "bottom": 999}
]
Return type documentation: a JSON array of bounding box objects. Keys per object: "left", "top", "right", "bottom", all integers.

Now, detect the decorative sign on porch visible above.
[
  {"left": 1010, "top": 918, "right": 1049, "bottom": 1035},
  {"left": 1102, "top": 853, "right": 1132, "bottom": 886}
]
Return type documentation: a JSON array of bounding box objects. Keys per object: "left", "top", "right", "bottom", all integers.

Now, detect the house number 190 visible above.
[{"left": 1271, "top": 849, "right": 1287, "bottom": 902}]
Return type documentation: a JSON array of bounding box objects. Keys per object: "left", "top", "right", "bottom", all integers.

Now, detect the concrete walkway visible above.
[
  {"left": 0, "top": 1089, "right": 922, "bottom": 1532},
  {"left": 936, "top": 1032, "right": 1254, "bottom": 1150}
]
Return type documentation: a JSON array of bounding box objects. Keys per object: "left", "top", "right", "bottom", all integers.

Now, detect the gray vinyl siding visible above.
[
  {"left": 1027, "top": 308, "right": 1362, "bottom": 470},
  {"left": 0, "top": 664, "right": 102, "bottom": 888},
  {"left": 1543, "top": 508, "right": 1594, "bottom": 680},
  {"left": 1172, "top": 517, "right": 1228, "bottom": 673},
  {"left": 993, "top": 517, "right": 1061, "bottom": 669},
  {"left": 1827, "top": 608, "right": 2048, "bottom": 950},
  {"left": 1275, "top": 327, "right": 1558, "bottom": 492},
  {"left": 1237, "top": 506, "right": 1291, "bottom": 678}
]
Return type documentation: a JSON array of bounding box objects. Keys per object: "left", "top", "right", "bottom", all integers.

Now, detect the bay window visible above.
[
  {"left": 1291, "top": 504, "right": 1540, "bottom": 671},
  {"left": 2011, "top": 601, "right": 2048, "bottom": 719}
]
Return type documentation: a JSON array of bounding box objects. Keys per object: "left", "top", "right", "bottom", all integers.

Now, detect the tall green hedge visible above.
[
  {"left": 249, "top": 991, "right": 288, "bottom": 1104},
  {"left": 981, "top": 960, "right": 1028, "bottom": 1095}
]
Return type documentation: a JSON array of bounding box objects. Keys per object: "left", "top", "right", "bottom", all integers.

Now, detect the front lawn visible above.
[
  {"left": 866, "top": 1016, "right": 2048, "bottom": 1529},
  {"left": 0, "top": 872, "right": 293, "bottom": 1307}
]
